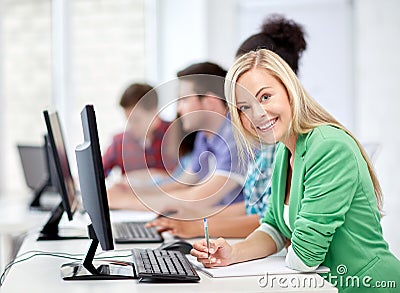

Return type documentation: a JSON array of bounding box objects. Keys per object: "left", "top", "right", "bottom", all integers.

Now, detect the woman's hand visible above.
[
  {"left": 190, "top": 237, "right": 233, "bottom": 268},
  {"left": 146, "top": 217, "right": 203, "bottom": 238}
]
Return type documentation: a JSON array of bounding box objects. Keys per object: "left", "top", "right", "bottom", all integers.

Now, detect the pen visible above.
[{"left": 203, "top": 218, "right": 211, "bottom": 262}]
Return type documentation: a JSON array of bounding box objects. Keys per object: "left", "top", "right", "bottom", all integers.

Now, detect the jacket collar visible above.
[{"left": 295, "top": 132, "right": 308, "bottom": 158}]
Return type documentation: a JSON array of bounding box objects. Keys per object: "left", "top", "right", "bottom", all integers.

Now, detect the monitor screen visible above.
[{"left": 43, "top": 110, "right": 78, "bottom": 220}]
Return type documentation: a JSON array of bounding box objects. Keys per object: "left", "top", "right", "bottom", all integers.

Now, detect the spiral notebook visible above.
[{"left": 187, "top": 255, "right": 330, "bottom": 278}]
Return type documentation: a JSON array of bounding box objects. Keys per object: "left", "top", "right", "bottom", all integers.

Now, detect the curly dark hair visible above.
[{"left": 236, "top": 14, "right": 307, "bottom": 74}]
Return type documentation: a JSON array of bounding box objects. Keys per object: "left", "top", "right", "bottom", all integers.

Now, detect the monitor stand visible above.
[
  {"left": 29, "top": 177, "right": 54, "bottom": 212},
  {"left": 37, "top": 202, "right": 87, "bottom": 241},
  {"left": 61, "top": 224, "right": 136, "bottom": 280}
]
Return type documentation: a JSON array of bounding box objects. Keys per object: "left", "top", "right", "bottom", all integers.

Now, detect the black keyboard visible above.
[
  {"left": 113, "top": 222, "right": 163, "bottom": 243},
  {"left": 132, "top": 248, "right": 200, "bottom": 282}
]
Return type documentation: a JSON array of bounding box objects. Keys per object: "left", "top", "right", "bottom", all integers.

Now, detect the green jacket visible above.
[{"left": 262, "top": 125, "right": 400, "bottom": 292}]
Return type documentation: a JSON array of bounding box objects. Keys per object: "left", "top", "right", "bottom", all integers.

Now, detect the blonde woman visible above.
[
  {"left": 147, "top": 15, "right": 306, "bottom": 238},
  {"left": 190, "top": 49, "right": 400, "bottom": 292}
]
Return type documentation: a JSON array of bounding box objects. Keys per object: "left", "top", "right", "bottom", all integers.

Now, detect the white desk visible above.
[
  {"left": 1, "top": 214, "right": 338, "bottom": 293},
  {"left": 0, "top": 195, "right": 53, "bottom": 272}
]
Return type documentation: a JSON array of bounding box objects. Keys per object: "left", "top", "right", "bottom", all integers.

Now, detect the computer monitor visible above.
[
  {"left": 38, "top": 110, "right": 83, "bottom": 241},
  {"left": 17, "top": 136, "right": 58, "bottom": 210},
  {"left": 61, "top": 105, "right": 135, "bottom": 280},
  {"left": 17, "top": 144, "right": 48, "bottom": 192}
]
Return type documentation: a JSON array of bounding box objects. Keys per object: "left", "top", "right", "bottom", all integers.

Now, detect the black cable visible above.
[
  {"left": 0, "top": 252, "right": 81, "bottom": 286},
  {"left": 0, "top": 249, "right": 133, "bottom": 286}
]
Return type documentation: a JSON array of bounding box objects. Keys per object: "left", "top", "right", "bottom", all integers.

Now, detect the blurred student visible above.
[
  {"left": 125, "top": 117, "right": 197, "bottom": 187},
  {"left": 148, "top": 15, "right": 306, "bottom": 237},
  {"left": 107, "top": 62, "right": 246, "bottom": 214},
  {"left": 191, "top": 49, "right": 400, "bottom": 292},
  {"left": 102, "top": 83, "right": 175, "bottom": 177}
]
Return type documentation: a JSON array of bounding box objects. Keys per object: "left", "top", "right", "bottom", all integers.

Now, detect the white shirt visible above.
[{"left": 283, "top": 204, "right": 291, "bottom": 231}]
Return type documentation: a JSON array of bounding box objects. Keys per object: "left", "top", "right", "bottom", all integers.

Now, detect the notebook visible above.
[{"left": 187, "top": 255, "right": 330, "bottom": 278}]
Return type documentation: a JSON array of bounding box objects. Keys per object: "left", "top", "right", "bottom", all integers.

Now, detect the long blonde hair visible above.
[{"left": 225, "top": 49, "right": 383, "bottom": 211}]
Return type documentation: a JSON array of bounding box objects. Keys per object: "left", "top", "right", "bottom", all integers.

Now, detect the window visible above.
[{"left": 1, "top": 0, "right": 146, "bottom": 196}]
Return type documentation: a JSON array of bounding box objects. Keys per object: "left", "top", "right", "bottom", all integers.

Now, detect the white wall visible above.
[
  {"left": 0, "top": 0, "right": 147, "bottom": 196},
  {"left": 0, "top": 0, "right": 4, "bottom": 195},
  {"left": 205, "top": 0, "right": 238, "bottom": 70},
  {"left": 153, "top": 0, "right": 208, "bottom": 120},
  {"left": 237, "top": 0, "right": 354, "bottom": 130},
  {"left": 2, "top": 0, "right": 52, "bottom": 198},
  {"left": 354, "top": 0, "right": 400, "bottom": 258}
]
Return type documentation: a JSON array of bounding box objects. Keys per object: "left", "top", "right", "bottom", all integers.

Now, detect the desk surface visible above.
[
  {"left": 0, "top": 194, "right": 58, "bottom": 274},
  {"left": 1, "top": 217, "right": 337, "bottom": 293},
  {"left": 1, "top": 210, "right": 338, "bottom": 293},
  {"left": 0, "top": 195, "right": 50, "bottom": 233}
]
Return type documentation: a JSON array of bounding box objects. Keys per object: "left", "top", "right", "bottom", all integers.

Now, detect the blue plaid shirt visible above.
[{"left": 244, "top": 145, "right": 276, "bottom": 218}]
